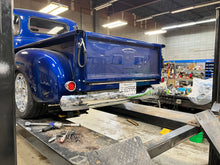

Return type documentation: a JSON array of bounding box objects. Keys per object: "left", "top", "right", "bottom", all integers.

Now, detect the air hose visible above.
[{"left": 127, "top": 89, "right": 152, "bottom": 99}]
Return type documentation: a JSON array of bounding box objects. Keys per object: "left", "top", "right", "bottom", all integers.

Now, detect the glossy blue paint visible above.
[
  {"left": 14, "top": 9, "right": 164, "bottom": 104},
  {"left": 85, "top": 32, "right": 162, "bottom": 84},
  {"left": 15, "top": 48, "right": 73, "bottom": 103},
  {"left": 13, "top": 8, "right": 77, "bottom": 48}
]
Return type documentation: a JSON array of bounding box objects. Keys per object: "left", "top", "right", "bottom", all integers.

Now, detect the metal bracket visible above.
[{"left": 211, "top": 102, "right": 220, "bottom": 115}]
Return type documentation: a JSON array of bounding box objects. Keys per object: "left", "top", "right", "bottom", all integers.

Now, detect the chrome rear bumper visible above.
[
  {"left": 60, "top": 92, "right": 128, "bottom": 111},
  {"left": 60, "top": 88, "right": 154, "bottom": 111}
]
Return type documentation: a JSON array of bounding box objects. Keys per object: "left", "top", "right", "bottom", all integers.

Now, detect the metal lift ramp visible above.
[
  {"left": 195, "top": 110, "right": 220, "bottom": 165},
  {"left": 17, "top": 103, "right": 207, "bottom": 165},
  {"left": 17, "top": 117, "right": 153, "bottom": 165}
]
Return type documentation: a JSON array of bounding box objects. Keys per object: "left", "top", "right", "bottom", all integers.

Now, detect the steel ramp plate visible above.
[
  {"left": 195, "top": 110, "right": 220, "bottom": 159},
  {"left": 211, "top": 102, "right": 220, "bottom": 115},
  {"left": 87, "top": 136, "right": 152, "bottom": 165}
]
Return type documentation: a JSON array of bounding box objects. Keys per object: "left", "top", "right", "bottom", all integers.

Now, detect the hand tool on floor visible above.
[
  {"left": 72, "top": 131, "right": 79, "bottom": 142},
  {"left": 66, "top": 132, "right": 73, "bottom": 142},
  {"left": 48, "top": 132, "right": 66, "bottom": 143},
  {"left": 66, "top": 130, "right": 79, "bottom": 142},
  {"left": 40, "top": 122, "right": 55, "bottom": 132},
  {"left": 48, "top": 136, "right": 57, "bottom": 143},
  {"left": 59, "top": 131, "right": 69, "bottom": 143},
  {"left": 25, "top": 121, "right": 81, "bottom": 128}
]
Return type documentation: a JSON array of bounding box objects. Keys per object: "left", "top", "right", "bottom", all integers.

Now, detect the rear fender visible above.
[{"left": 15, "top": 48, "right": 73, "bottom": 103}]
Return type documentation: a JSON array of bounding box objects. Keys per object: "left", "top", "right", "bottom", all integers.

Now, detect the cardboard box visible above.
[{"left": 167, "top": 79, "right": 176, "bottom": 87}]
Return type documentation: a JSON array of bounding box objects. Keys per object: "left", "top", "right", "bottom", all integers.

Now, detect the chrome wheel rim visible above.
[{"left": 15, "top": 73, "right": 28, "bottom": 112}]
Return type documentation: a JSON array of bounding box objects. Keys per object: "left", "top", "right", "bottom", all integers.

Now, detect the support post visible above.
[
  {"left": 92, "top": 0, "right": 99, "bottom": 32},
  {"left": 212, "top": 8, "right": 220, "bottom": 114},
  {"left": 0, "top": 0, "right": 16, "bottom": 164},
  {"left": 213, "top": 7, "right": 220, "bottom": 103},
  {"left": 93, "top": 9, "right": 99, "bottom": 32}
]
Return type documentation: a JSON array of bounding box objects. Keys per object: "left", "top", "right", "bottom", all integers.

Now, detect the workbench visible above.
[{"left": 142, "top": 94, "right": 211, "bottom": 111}]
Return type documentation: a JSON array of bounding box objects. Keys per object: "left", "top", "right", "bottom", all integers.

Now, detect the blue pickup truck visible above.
[{"left": 14, "top": 8, "right": 164, "bottom": 118}]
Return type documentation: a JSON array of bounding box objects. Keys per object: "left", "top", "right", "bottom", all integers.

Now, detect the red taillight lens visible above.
[{"left": 65, "top": 81, "right": 76, "bottom": 91}]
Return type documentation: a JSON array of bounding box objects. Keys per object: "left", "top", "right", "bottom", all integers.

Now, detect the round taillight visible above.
[{"left": 65, "top": 81, "right": 76, "bottom": 92}]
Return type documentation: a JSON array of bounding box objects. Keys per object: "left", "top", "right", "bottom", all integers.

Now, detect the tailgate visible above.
[{"left": 85, "top": 32, "right": 163, "bottom": 83}]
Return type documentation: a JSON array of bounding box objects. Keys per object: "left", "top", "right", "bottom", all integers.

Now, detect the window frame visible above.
[
  {"left": 13, "top": 14, "right": 21, "bottom": 36},
  {"left": 28, "top": 16, "right": 69, "bottom": 35}
]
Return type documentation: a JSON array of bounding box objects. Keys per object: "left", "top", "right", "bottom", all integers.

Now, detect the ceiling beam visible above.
[
  {"left": 106, "top": 0, "right": 161, "bottom": 16},
  {"left": 119, "top": 0, "right": 160, "bottom": 12},
  {"left": 138, "top": 6, "right": 183, "bottom": 23},
  {"left": 136, "top": 0, "right": 219, "bottom": 22},
  {"left": 170, "top": 0, "right": 203, "bottom": 20}
]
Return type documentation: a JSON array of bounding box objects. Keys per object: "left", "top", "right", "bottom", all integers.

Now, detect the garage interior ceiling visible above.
[{"left": 94, "top": 0, "right": 219, "bottom": 27}]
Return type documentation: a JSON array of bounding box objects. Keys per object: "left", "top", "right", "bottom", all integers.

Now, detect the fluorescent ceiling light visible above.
[
  {"left": 196, "top": 1, "right": 220, "bottom": 8},
  {"left": 39, "top": 3, "right": 59, "bottom": 13},
  {"left": 162, "top": 18, "right": 216, "bottom": 30},
  {"left": 48, "top": 26, "right": 64, "bottom": 34},
  {"left": 136, "top": 16, "right": 153, "bottom": 22},
  {"left": 94, "top": 0, "right": 118, "bottom": 11},
  {"left": 49, "top": 6, "right": 68, "bottom": 15},
  {"left": 153, "top": 11, "right": 170, "bottom": 17},
  {"left": 39, "top": 2, "right": 68, "bottom": 15},
  {"left": 172, "top": 1, "right": 220, "bottom": 14},
  {"left": 196, "top": 18, "right": 216, "bottom": 24},
  {"left": 162, "top": 22, "right": 196, "bottom": 30},
  {"left": 171, "top": 7, "right": 194, "bottom": 14},
  {"left": 145, "top": 30, "right": 167, "bottom": 35},
  {"left": 102, "top": 21, "right": 128, "bottom": 29},
  {"left": 95, "top": 3, "right": 112, "bottom": 11}
]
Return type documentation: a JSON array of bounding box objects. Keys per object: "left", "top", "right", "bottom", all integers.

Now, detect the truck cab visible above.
[{"left": 13, "top": 8, "right": 77, "bottom": 48}]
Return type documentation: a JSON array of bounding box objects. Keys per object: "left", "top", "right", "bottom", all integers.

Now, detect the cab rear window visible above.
[{"left": 29, "top": 17, "right": 68, "bottom": 35}]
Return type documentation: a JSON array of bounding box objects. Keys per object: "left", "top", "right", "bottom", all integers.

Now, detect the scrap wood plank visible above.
[{"left": 195, "top": 110, "right": 220, "bottom": 159}]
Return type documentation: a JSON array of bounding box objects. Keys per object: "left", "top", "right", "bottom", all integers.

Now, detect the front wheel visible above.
[{"left": 15, "top": 72, "right": 46, "bottom": 118}]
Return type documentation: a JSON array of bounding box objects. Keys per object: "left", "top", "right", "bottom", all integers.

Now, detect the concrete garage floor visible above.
[
  {"left": 17, "top": 133, "right": 52, "bottom": 165},
  {"left": 17, "top": 108, "right": 209, "bottom": 165}
]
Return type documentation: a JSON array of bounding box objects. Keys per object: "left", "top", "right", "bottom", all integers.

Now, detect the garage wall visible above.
[
  {"left": 14, "top": 0, "right": 166, "bottom": 45},
  {"left": 14, "top": 0, "right": 217, "bottom": 62},
  {"left": 108, "top": 25, "right": 166, "bottom": 44},
  {"left": 164, "top": 24, "right": 215, "bottom": 61}
]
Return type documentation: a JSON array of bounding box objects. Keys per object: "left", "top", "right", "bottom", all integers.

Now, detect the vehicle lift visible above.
[
  {"left": 16, "top": 9, "right": 220, "bottom": 165},
  {"left": 0, "top": 0, "right": 218, "bottom": 164}
]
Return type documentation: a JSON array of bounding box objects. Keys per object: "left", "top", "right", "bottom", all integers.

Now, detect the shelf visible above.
[{"left": 205, "top": 61, "right": 214, "bottom": 79}]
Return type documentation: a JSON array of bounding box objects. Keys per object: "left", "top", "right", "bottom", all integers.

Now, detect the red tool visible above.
[{"left": 59, "top": 131, "right": 69, "bottom": 143}]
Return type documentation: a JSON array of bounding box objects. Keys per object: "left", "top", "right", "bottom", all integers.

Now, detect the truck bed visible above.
[{"left": 15, "top": 30, "right": 164, "bottom": 93}]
